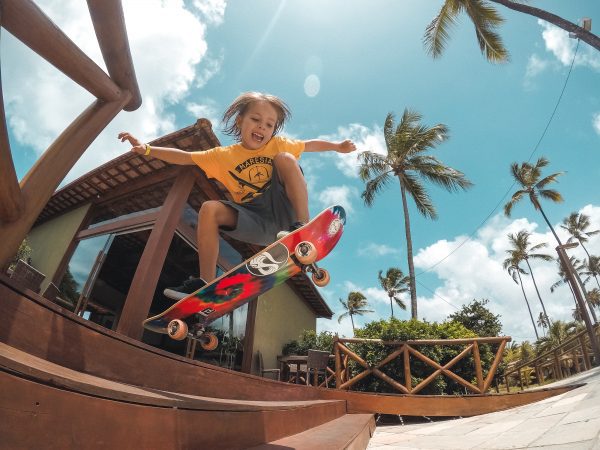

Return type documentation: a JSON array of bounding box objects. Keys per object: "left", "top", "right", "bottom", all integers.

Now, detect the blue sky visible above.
[{"left": 4, "top": 0, "right": 600, "bottom": 343}]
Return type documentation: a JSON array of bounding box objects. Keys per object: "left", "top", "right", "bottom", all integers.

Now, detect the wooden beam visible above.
[
  {"left": 0, "top": 65, "right": 23, "bottom": 222},
  {"left": 0, "top": 95, "right": 131, "bottom": 268},
  {"left": 116, "top": 167, "right": 196, "bottom": 339},
  {"left": 1, "top": 0, "right": 122, "bottom": 103},
  {"left": 86, "top": 0, "right": 141, "bottom": 111}
]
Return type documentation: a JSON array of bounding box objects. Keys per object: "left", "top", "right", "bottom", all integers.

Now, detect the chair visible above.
[
  {"left": 9, "top": 259, "right": 45, "bottom": 293},
  {"left": 42, "top": 282, "right": 75, "bottom": 311},
  {"left": 257, "top": 351, "right": 280, "bottom": 381},
  {"left": 306, "top": 349, "right": 331, "bottom": 388}
]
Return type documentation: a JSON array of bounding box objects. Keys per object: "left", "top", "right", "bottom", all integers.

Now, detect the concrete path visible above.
[{"left": 368, "top": 367, "right": 600, "bottom": 449}]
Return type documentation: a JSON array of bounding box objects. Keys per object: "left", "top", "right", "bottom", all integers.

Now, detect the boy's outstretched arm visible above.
[
  {"left": 118, "top": 132, "right": 196, "bottom": 165},
  {"left": 303, "top": 139, "right": 356, "bottom": 154}
]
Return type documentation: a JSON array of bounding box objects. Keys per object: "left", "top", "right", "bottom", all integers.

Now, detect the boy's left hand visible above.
[{"left": 337, "top": 140, "right": 356, "bottom": 153}]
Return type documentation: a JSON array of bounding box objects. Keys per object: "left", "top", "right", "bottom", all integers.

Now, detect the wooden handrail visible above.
[
  {"left": 503, "top": 324, "right": 600, "bottom": 391},
  {"left": 333, "top": 335, "right": 511, "bottom": 395}
]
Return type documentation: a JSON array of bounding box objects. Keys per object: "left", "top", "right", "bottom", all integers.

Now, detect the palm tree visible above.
[
  {"left": 506, "top": 230, "right": 553, "bottom": 330},
  {"left": 551, "top": 255, "right": 599, "bottom": 324},
  {"left": 536, "top": 320, "right": 580, "bottom": 354},
  {"left": 536, "top": 312, "right": 548, "bottom": 337},
  {"left": 504, "top": 157, "right": 564, "bottom": 246},
  {"left": 359, "top": 110, "right": 472, "bottom": 319},
  {"left": 424, "top": 0, "right": 600, "bottom": 63},
  {"left": 378, "top": 267, "right": 409, "bottom": 318},
  {"left": 583, "top": 255, "right": 600, "bottom": 291},
  {"left": 561, "top": 213, "right": 600, "bottom": 258},
  {"left": 587, "top": 288, "right": 600, "bottom": 312},
  {"left": 337, "top": 292, "right": 373, "bottom": 335},
  {"left": 551, "top": 255, "right": 585, "bottom": 303},
  {"left": 503, "top": 254, "right": 539, "bottom": 340}
]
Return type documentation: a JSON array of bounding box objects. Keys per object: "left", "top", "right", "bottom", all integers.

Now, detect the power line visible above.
[
  {"left": 416, "top": 39, "right": 581, "bottom": 278},
  {"left": 412, "top": 40, "right": 580, "bottom": 311}
]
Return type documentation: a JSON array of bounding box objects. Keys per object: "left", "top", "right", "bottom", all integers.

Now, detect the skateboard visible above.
[{"left": 143, "top": 205, "right": 346, "bottom": 349}]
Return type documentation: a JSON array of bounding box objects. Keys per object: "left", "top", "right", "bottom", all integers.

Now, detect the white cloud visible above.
[
  {"left": 593, "top": 113, "right": 600, "bottom": 136},
  {"left": 192, "top": 0, "right": 227, "bottom": 25},
  {"left": 319, "top": 123, "right": 386, "bottom": 178},
  {"left": 316, "top": 185, "right": 359, "bottom": 214},
  {"left": 539, "top": 20, "right": 600, "bottom": 71},
  {"left": 186, "top": 99, "right": 221, "bottom": 125},
  {"left": 524, "top": 54, "right": 550, "bottom": 89},
  {"left": 4, "top": 0, "right": 225, "bottom": 184},
  {"left": 321, "top": 205, "right": 600, "bottom": 342},
  {"left": 358, "top": 243, "right": 401, "bottom": 258}
]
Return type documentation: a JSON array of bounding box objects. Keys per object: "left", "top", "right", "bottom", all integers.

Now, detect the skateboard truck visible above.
[
  {"left": 167, "top": 319, "right": 219, "bottom": 351},
  {"left": 295, "top": 240, "right": 330, "bottom": 287}
]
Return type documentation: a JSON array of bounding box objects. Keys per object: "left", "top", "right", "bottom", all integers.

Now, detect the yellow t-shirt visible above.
[{"left": 190, "top": 136, "right": 305, "bottom": 203}]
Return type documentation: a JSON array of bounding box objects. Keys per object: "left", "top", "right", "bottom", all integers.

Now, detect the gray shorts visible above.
[{"left": 219, "top": 165, "right": 300, "bottom": 246}]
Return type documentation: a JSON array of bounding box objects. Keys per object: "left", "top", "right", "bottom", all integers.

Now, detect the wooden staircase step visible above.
[
  {"left": 249, "top": 413, "right": 375, "bottom": 450},
  {"left": 0, "top": 342, "right": 338, "bottom": 412},
  {"left": 0, "top": 342, "right": 349, "bottom": 449}
]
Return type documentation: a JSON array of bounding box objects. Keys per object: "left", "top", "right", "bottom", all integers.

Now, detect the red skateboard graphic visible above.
[{"left": 143, "top": 205, "right": 346, "bottom": 349}]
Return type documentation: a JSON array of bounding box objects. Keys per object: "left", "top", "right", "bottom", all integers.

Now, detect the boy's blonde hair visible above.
[{"left": 222, "top": 92, "right": 291, "bottom": 140}]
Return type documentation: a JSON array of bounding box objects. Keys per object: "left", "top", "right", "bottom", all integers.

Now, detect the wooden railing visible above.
[
  {"left": 503, "top": 324, "right": 600, "bottom": 392},
  {"left": 332, "top": 336, "right": 511, "bottom": 394}
]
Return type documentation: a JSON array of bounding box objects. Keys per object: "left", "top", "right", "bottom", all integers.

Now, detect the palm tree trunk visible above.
[
  {"left": 537, "top": 204, "right": 563, "bottom": 246},
  {"left": 490, "top": 0, "right": 600, "bottom": 51},
  {"left": 389, "top": 296, "right": 394, "bottom": 318},
  {"left": 525, "top": 259, "right": 552, "bottom": 329},
  {"left": 399, "top": 182, "right": 417, "bottom": 320},
  {"left": 350, "top": 313, "right": 355, "bottom": 335},
  {"left": 517, "top": 271, "right": 540, "bottom": 340}
]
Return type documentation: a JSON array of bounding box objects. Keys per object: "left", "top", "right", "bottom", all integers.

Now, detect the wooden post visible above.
[
  {"left": 403, "top": 344, "right": 411, "bottom": 393},
  {"left": 472, "top": 341, "right": 484, "bottom": 392},
  {"left": 116, "top": 168, "right": 196, "bottom": 339},
  {"left": 334, "top": 337, "right": 341, "bottom": 389},
  {"left": 580, "top": 335, "right": 591, "bottom": 370},
  {"left": 554, "top": 350, "right": 562, "bottom": 380}
]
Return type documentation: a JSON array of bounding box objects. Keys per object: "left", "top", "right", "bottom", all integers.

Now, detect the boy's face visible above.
[{"left": 237, "top": 101, "right": 279, "bottom": 150}]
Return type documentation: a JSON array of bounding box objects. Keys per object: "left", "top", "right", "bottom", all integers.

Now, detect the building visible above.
[{"left": 24, "top": 119, "right": 333, "bottom": 373}]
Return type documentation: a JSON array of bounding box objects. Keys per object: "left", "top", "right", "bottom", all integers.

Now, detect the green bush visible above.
[{"left": 282, "top": 330, "right": 335, "bottom": 356}]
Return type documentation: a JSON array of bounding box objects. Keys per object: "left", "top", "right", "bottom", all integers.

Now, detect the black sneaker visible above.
[
  {"left": 276, "top": 221, "right": 307, "bottom": 240},
  {"left": 164, "top": 277, "right": 207, "bottom": 301}
]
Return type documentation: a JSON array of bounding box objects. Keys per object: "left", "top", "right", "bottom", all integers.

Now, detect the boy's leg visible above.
[
  {"left": 197, "top": 200, "right": 238, "bottom": 282},
  {"left": 273, "top": 153, "right": 309, "bottom": 224},
  {"left": 164, "top": 200, "right": 237, "bottom": 300}
]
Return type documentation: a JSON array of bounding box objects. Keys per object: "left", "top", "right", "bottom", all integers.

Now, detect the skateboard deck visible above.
[{"left": 143, "top": 205, "right": 346, "bottom": 342}]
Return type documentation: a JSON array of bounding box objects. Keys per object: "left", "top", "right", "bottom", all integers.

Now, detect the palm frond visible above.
[
  {"left": 401, "top": 172, "right": 436, "bottom": 219},
  {"left": 535, "top": 172, "right": 563, "bottom": 189},
  {"left": 358, "top": 151, "right": 390, "bottom": 181},
  {"left": 538, "top": 189, "right": 563, "bottom": 203},
  {"left": 361, "top": 170, "right": 394, "bottom": 207},
  {"left": 464, "top": 0, "right": 508, "bottom": 63},
  {"left": 423, "top": 0, "right": 461, "bottom": 59},
  {"left": 504, "top": 190, "right": 526, "bottom": 216}
]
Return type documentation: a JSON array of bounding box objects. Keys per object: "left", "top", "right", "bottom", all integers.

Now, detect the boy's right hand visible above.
[{"left": 118, "top": 132, "right": 145, "bottom": 155}]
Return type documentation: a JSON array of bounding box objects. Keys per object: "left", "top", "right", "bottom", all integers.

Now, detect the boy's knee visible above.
[
  {"left": 273, "top": 152, "right": 298, "bottom": 169},
  {"left": 199, "top": 200, "right": 221, "bottom": 221}
]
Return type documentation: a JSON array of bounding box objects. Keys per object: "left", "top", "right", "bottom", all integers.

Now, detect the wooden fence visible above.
[
  {"left": 332, "top": 336, "right": 511, "bottom": 394},
  {"left": 503, "top": 324, "right": 600, "bottom": 391}
]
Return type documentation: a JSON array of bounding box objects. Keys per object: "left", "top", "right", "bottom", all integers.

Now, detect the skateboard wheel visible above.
[
  {"left": 295, "top": 241, "right": 317, "bottom": 265},
  {"left": 167, "top": 319, "right": 188, "bottom": 340},
  {"left": 200, "top": 332, "right": 219, "bottom": 351},
  {"left": 312, "top": 268, "right": 330, "bottom": 287}
]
